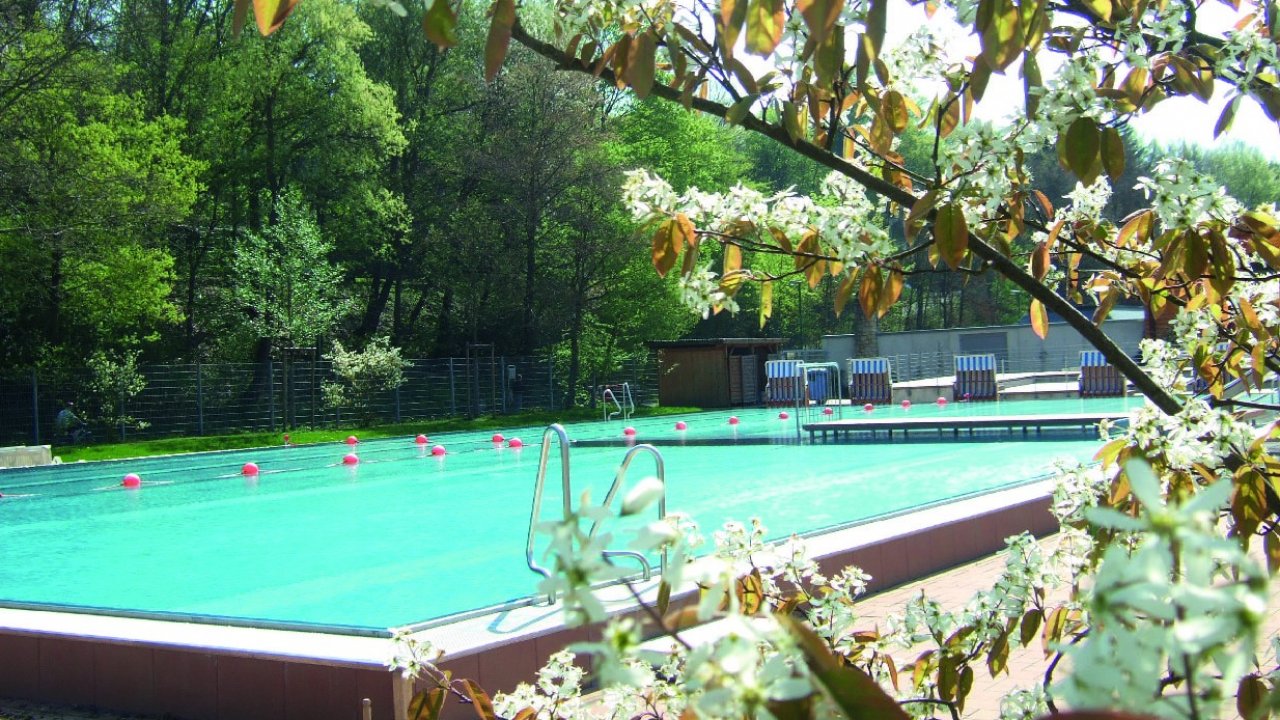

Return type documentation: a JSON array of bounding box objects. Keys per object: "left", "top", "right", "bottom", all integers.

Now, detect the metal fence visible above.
[
  {"left": 882, "top": 345, "right": 1130, "bottom": 384},
  {"left": 0, "top": 354, "right": 658, "bottom": 447}
]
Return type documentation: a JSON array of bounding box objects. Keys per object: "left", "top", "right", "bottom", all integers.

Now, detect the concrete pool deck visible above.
[{"left": 0, "top": 477, "right": 1062, "bottom": 720}]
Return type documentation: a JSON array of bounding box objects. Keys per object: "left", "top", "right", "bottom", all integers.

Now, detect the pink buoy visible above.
[
  {"left": 728, "top": 416, "right": 740, "bottom": 425},
  {"left": 822, "top": 407, "right": 834, "bottom": 416},
  {"left": 674, "top": 421, "right": 688, "bottom": 430},
  {"left": 778, "top": 411, "right": 789, "bottom": 420},
  {"left": 342, "top": 453, "right": 359, "bottom": 465},
  {"left": 963, "top": 392, "right": 972, "bottom": 401},
  {"left": 863, "top": 403, "right": 874, "bottom": 412},
  {"left": 345, "top": 435, "right": 358, "bottom": 446},
  {"left": 623, "top": 427, "right": 637, "bottom": 437},
  {"left": 491, "top": 433, "right": 505, "bottom": 444},
  {"left": 241, "top": 462, "right": 259, "bottom": 476},
  {"left": 901, "top": 400, "right": 912, "bottom": 410},
  {"left": 283, "top": 433, "right": 291, "bottom": 444},
  {"left": 415, "top": 434, "right": 428, "bottom": 445},
  {"left": 121, "top": 473, "right": 142, "bottom": 488},
  {"left": 508, "top": 437, "right": 523, "bottom": 449},
  {"left": 431, "top": 444, "right": 446, "bottom": 456},
  {"left": 937, "top": 396, "right": 948, "bottom": 407}
]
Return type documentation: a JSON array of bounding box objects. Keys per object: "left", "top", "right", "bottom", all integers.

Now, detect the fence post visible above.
[
  {"left": 118, "top": 387, "right": 126, "bottom": 441},
  {"left": 196, "top": 362, "right": 204, "bottom": 436},
  {"left": 547, "top": 351, "right": 555, "bottom": 410},
  {"left": 394, "top": 385, "right": 402, "bottom": 424},
  {"left": 500, "top": 356, "right": 507, "bottom": 413},
  {"left": 448, "top": 358, "right": 456, "bottom": 416},
  {"left": 31, "top": 369, "right": 40, "bottom": 446},
  {"left": 268, "top": 358, "right": 276, "bottom": 432}
]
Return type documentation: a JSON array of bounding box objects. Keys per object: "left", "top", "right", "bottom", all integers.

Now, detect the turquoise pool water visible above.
[{"left": 0, "top": 398, "right": 1138, "bottom": 633}]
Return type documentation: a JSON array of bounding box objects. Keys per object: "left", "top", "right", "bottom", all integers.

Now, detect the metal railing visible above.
[
  {"left": 0, "top": 354, "right": 659, "bottom": 446},
  {"left": 526, "top": 424, "right": 667, "bottom": 604}
]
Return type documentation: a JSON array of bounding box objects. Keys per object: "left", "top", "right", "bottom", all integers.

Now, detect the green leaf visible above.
[
  {"left": 798, "top": 0, "right": 840, "bottom": 44},
  {"left": 484, "top": 0, "right": 516, "bottom": 82},
  {"left": 422, "top": 0, "right": 458, "bottom": 49},
  {"left": 1216, "top": 95, "right": 1242, "bottom": 137},
  {"left": 814, "top": 29, "right": 845, "bottom": 87},
  {"left": 629, "top": 31, "right": 657, "bottom": 98},
  {"left": 720, "top": 0, "right": 749, "bottom": 57},
  {"left": 977, "top": 0, "right": 1020, "bottom": 70},
  {"left": 759, "top": 280, "right": 773, "bottom": 328},
  {"left": 725, "top": 95, "right": 757, "bottom": 125},
  {"left": 1237, "top": 674, "right": 1269, "bottom": 720},
  {"left": 857, "top": 0, "right": 887, "bottom": 88},
  {"left": 407, "top": 688, "right": 446, "bottom": 720},
  {"left": 987, "top": 632, "right": 1010, "bottom": 676},
  {"left": 1030, "top": 299, "right": 1049, "bottom": 339},
  {"left": 252, "top": 0, "right": 299, "bottom": 35},
  {"left": 462, "top": 679, "right": 497, "bottom": 720},
  {"left": 1061, "top": 116, "right": 1101, "bottom": 184},
  {"left": 657, "top": 580, "right": 672, "bottom": 615},
  {"left": 746, "top": 0, "right": 785, "bottom": 56},
  {"left": 1080, "top": 0, "right": 1112, "bottom": 20},
  {"left": 1100, "top": 126, "right": 1125, "bottom": 181},
  {"left": 782, "top": 617, "right": 911, "bottom": 720},
  {"left": 881, "top": 90, "right": 909, "bottom": 133},
  {"left": 1019, "top": 609, "right": 1041, "bottom": 646},
  {"left": 1022, "top": 52, "right": 1042, "bottom": 118},
  {"left": 934, "top": 203, "right": 969, "bottom": 269}
]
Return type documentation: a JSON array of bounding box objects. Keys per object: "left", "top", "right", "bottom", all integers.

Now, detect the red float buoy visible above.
[
  {"left": 674, "top": 421, "right": 687, "bottom": 430},
  {"left": 822, "top": 407, "right": 834, "bottom": 416},
  {"left": 863, "top": 403, "right": 874, "bottom": 412},
  {"left": 345, "top": 435, "right": 358, "bottom": 446},
  {"left": 623, "top": 427, "right": 637, "bottom": 437},
  {"left": 778, "top": 411, "right": 789, "bottom": 420},
  {"left": 963, "top": 392, "right": 972, "bottom": 401},
  {"left": 491, "top": 433, "right": 505, "bottom": 444},
  {"left": 901, "top": 400, "right": 912, "bottom": 410},
  {"left": 937, "top": 396, "right": 948, "bottom": 406},
  {"left": 508, "top": 437, "right": 523, "bottom": 449},
  {"left": 242, "top": 462, "right": 259, "bottom": 476},
  {"left": 342, "top": 453, "right": 359, "bottom": 465},
  {"left": 415, "top": 434, "right": 428, "bottom": 445},
  {"left": 728, "top": 416, "right": 740, "bottom": 425},
  {"left": 431, "top": 445, "right": 446, "bottom": 456},
  {"left": 122, "top": 473, "right": 142, "bottom": 488}
]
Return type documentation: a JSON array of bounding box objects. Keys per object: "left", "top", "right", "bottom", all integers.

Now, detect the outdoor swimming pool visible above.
[{"left": 0, "top": 397, "right": 1137, "bottom": 634}]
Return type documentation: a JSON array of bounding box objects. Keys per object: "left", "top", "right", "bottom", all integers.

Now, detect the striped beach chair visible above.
[
  {"left": 764, "top": 359, "right": 807, "bottom": 407},
  {"left": 846, "top": 357, "right": 892, "bottom": 405},
  {"left": 1079, "top": 350, "right": 1125, "bottom": 397},
  {"left": 953, "top": 354, "right": 998, "bottom": 401}
]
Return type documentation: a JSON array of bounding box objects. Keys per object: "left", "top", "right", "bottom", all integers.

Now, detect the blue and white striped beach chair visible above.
[
  {"left": 764, "top": 359, "right": 807, "bottom": 407},
  {"left": 847, "top": 357, "right": 892, "bottom": 405},
  {"left": 953, "top": 354, "right": 998, "bottom": 401},
  {"left": 1079, "top": 350, "right": 1125, "bottom": 397}
]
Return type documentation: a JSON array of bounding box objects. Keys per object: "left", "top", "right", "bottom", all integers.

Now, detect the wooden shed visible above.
[{"left": 649, "top": 338, "right": 784, "bottom": 408}]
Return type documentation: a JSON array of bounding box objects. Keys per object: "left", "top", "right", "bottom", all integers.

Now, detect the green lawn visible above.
[{"left": 49, "top": 406, "right": 700, "bottom": 463}]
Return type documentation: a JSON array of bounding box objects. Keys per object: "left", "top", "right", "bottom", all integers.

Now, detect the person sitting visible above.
[{"left": 54, "top": 402, "right": 88, "bottom": 444}]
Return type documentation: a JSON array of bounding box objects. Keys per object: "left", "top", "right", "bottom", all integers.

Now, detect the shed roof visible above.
[{"left": 647, "top": 337, "right": 785, "bottom": 350}]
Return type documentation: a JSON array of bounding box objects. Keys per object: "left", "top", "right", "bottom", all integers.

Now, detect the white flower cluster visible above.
[
  {"left": 1126, "top": 396, "right": 1255, "bottom": 470},
  {"left": 1050, "top": 460, "right": 1114, "bottom": 524},
  {"left": 881, "top": 26, "right": 954, "bottom": 93},
  {"left": 1061, "top": 460, "right": 1269, "bottom": 718},
  {"left": 1113, "top": 4, "right": 1188, "bottom": 67},
  {"left": 938, "top": 122, "right": 1025, "bottom": 215},
  {"left": 1031, "top": 54, "right": 1108, "bottom": 131},
  {"left": 493, "top": 650, "right": 589, "bottom": 719},
  {"left": 552, "top": 0, "right": 673, "bottom": 39},
  {"left": 623, "top": 168, "right": 892, "bottom": 316},
  {"left": 1216, "top": 25, "right": 1279, "bottom": 89},
  {"left": 1058, "top": 177, "right": 1113, "bottom": 227},
  {"left": 1135, "top": 157, "right": 1244, "bottom": 231}
]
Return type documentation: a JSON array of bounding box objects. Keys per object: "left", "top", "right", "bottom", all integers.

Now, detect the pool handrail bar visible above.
[
  {"left": 601, "top": 382, "right": 635, "bottom": 422},
  {"left": 527, "top": 425, "right": 667, "bottom": 604},
  {"left": 589, "top": 443, "right": 667, "bottom": 580},
  {"left": 526, "top": 424, "right": 572, "bottom": 592}
]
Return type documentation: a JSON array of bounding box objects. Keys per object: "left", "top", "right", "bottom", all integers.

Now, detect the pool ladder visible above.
[
  {"left": 602, "top": 382, "right": 635, "bottom": 422},
  {"left": 526, "top": 423, "right": 667, "bottom": 604}
]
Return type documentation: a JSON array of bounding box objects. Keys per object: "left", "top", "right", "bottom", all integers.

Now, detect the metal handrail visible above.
[
  {"left": 589, "top": 443, "right": 667, "bottom": 579},
  {"left": 603, "top": 387, "right": 623, "bottom": 421},
  {"left": 526, "top": 424, "right": 572, "bottom": 592},
  {"left": 527, "top": 425, "right": 668, "bottom": 604},
  {"left": 620, "top": 382, "right": 636, "bottom": 421}
]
